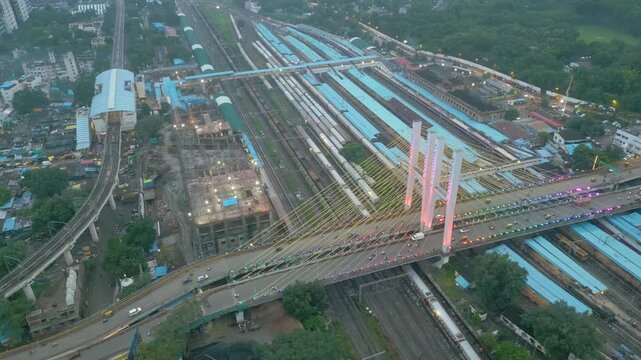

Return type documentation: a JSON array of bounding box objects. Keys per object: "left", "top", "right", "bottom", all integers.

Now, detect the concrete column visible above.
[
  {"left": 108, "top": 193, "right": 117, "bottom": 210},
  {"left": 89, "top": 221, "right": 99, "bottom": 243},
  {"left": 442, "top": 149, "right": 463, "bottom": 254},
  {"left": 425, "top": 137, "right": 446, "bottom": 228},
  {"left": 23, "top": 282, "right": 36, "bottom": 302},
  {"left": 404, "top": 121, "right": 422, "bottom": 210},
  {"left": 420, "top": 132, "right": 437, "bottom": 231},
  {"left": 64, "top": 249, "right": 73, "bottom": 266}
]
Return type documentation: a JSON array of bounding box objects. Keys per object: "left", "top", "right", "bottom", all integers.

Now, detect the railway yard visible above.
[{"left": 159, "top": 2, "right": 641, "bottom": 359}]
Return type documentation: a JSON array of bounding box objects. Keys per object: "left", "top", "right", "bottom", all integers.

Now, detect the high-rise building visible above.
[
  {"left": 0, "top": 0, "right": 18, "bottom": 33},
  {"left": 10, "top": 0, "right": 30, "bottom": 21},
  {"left": 62, "top": 51, "right": 79, "bottom": 82}
]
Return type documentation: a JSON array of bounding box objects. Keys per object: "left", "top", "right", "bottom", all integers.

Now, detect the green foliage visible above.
[
  {"left": 474, "top": 253, "right": 527, "bottom": 312},
  {"left": 12, "top": 89, "right": 49, "bottom": 114},
  {"left": 0, "top": 186, "right": 12, "bottom": 206},
  {"left": 21, "top": 167, "right": 69, "bottom": 199},
  {"left": 31, "top": 194, "right": 76, "bottom": 235},
  {"left": 571, "top": 144, "right": 624, "bottom": 171},
  {"left": 0, "top": 240, "right": 25, "bottom": 277},
  {"left": 137, "top": 302, "right": 200, "bottom": 360},
  {"left": 123, "top": 217, "right": 157, "bottom": 250},
  {"left": 538, "top": 131, "right": 552, "bottom": 145},
  {"left": 103, "top": 237, "right": 147, "bottom": 278},
  {"left": 565, "top": 117, "right": 604, "bottom": 138},
  {"left": 603, "top": 144, "right": 625, "bottom": 163},
  {"left": 257, "top": 327, "right": 352, "bottom": 360},
  {"left": 493, "top": 342, "right": 534, "bottom": 360},
  {"left": 135, "top": 115, "right": 164, "bottom": 140},
  {"left": 73, "top": 75, "right": 95, "bottom": 107},
  {"left": 0, "top": 296, "right": 32, "bottom": 338},
  {"left": 522, "top": 301, "right": 602, "bottom": 360},
  {"left": 282, "top": 281, "right": 328, "bottom": 326},
  {"left": 121, "top": 273, "right": 153, "bottom": 298},
  {"left": 339, "top": 142, "right": 369, "bottom": 164},
  {"left": 504, "top": 108, "right": 519, "bottom": 121}
]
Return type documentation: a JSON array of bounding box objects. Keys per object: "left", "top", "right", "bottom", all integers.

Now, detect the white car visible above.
[
  {"left": 197, "top": 274, "right": 209, "bottom": 282},
  {"left": 128, "top": 307, "right": 142, "bottom": 317}
]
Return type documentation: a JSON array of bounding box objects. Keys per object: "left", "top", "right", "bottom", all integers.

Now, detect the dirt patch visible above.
[{"left": 193, "top": 301, "right": 302, "bottom": 349}]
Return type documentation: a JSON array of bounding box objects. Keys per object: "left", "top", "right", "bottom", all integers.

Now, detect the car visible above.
[
  {"left": 128, "top": 307, "right": 142, "bottom": 317},
  {"left": 182, "top": 277, "right": 192, "bottom": 284},
  {"left": 197, "top": 274, "right": 209, "bottom": 282},
  {"left": 458, "top": 229, "right": 469, "bottom": 234}
]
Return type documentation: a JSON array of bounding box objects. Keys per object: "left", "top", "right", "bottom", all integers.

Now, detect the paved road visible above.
[{"left": 2, "top": 172, "right": 640, "bottom": 359}]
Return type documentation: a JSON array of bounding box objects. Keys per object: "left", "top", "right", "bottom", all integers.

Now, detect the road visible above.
[
  {"left": 2, "top": 169, "right": 641, "bottom": 359},
  {"left": 0, "top": 0, "right": 128, "bottom": 299}
]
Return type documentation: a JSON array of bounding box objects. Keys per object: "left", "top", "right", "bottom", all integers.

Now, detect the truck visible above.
[
  {"left": 572, "top": 197, "right": 592, "bottom": 206},
  {"left": 410, "top": 232, "right": 425, "bottom": 241}
]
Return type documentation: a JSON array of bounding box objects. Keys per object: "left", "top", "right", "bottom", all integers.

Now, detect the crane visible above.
[{"left": 561, "top": 73, "right": 574, "bottom": 117}]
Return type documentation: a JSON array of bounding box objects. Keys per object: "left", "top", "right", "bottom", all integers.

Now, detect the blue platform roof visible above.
[
  {"left": 525, "top": 236, "right": 607, "bottom": 294},
  {"left": 455, "top": 274, "right": 470, "bottom": 289},
  {"left": 90, "top": 69, "right": 136, "bottom": 117},
  {"left": 222, "top": 197, "right": 238, "bottom": 207},
  {"left": 488, "top": 244, "right": 591, "bottom": 314},
  {"left": 76, "top": 112, "right": 90, "bottom": 151},
  {"left": 2, "top": 217, "right": 15, "bottom": 232}
]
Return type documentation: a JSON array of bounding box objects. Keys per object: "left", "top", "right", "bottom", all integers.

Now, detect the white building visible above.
[
  {"left": 0, "top": 0, "right": 18, "bottom": 33},
  {"left": 613, "top": 129, "right": 641, "bottom": 157},
  {"left": 11, "top": 0, "right": 31, "bottom": 22},
  {"left": 244, "top": 0, "right": 260, "bottom": 13},
  {"left": 0, "top": 75, "right": 45, "bottom": 107},
  {"left": 62, "top": 52, "right": 79, "bottom": 82},
  {"left": 23, "top": 51, "right": 83, "bottom": 83}
]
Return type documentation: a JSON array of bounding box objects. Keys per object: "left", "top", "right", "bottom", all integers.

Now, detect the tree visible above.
[
  {"left": 103, "top": 237, "right": 147, "bottom": 278},
  {"left": 603, "top": 145, "right": 625, "bottom": 163},
  {"left": 0, "top": 240, "right": 26, "bottom": 277},
  {"left": 537, "top": 132, "right": 552, "bottom": 145},
  {"left": 137, "top": 302, "right": 200, "bottom": 360},
  {"left": 73, "top": 75, "right": 95, "bottom": 107},
  {"left": 135, "top": 115, "right": 164, "bottom": 140},
  {"left": 282, "top": 281, "right": 328, "bottom": 325},
  {"left": 258, "top": 328, "right": 352, "bottom": 360},
  {"left": 12, "top": 89, "right": 49, "bottom": 114},
  {"left": 474, "top": 253, "right": 527, "bottom": 312},
  {"left": 338, "top": 142, "right": 369, "bottom": 164},
  {"left": 21, "top": 167, "right": 69, "bottom": 199},
  {"left": 0, "top": 186, "right": 12, "bottom": 206},
  {"left": 31, "top": 194, "right": 76, "bottom": 235},
  {"left": 571, "top": 144, "right": 597, "bottom": 171},
  {"left": 523, "top": 302, "right": 602, "bottom": 360},
  {"left": 123, "top": 217, "right": 156, "bottom": 250},
  {"left": 493, "top": 342, "right": 534, "bottom": 360},
  {"left": 504, "top": 108, "right": 519, "bottom": 121},
  {"left": 0, "top": 296, "right": 32, "bottom": 339}
]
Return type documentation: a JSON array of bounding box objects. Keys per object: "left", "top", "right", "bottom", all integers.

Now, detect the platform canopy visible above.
[{"left": 90, "top": 69, "right": 136, "bottom": 117}]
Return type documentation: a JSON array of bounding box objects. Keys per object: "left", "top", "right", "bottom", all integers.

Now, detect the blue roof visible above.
[
  {"left": 455, "top": 274, "right": 470, "bottom": 289},
  {"left": 255, "top": 23, "right": 300, "bottom": 64},
  {"left": 287, "top": 27, "right": 345, "bottom": 60},
  {"left": 393, "top": 73, "right": 510, "bottom": 144},
  {"left": 242, "top": 134, "right": 263, "bottom": 168},
  {"left": 565, "top": 142, "right": 592, "bottom": 155},
  {"left": 222, "top": 197, "right": 238, "bottom": 207},
  {"left": 525, "top": 236, "right": 607, "bottom": 294},
  {"left": 76, "top": 112, "right": 90, "bottom": 151},
  {"left": 284, "top": 35, "right": 324, "bottom": 62},
  {"left": 90, "top": 69, "right": 136, "bottom": 117},
  {"left": 162, "top": 77, "right": 183, "bottom": 110},
  {"left": 0, "top": 81, "right": 16, "bottom": 90},
  {"left": 2, "top": 217, "right": 15, "bottom": 232},
  {"left": 571, "top": 222, "right": 641, "bottom": 283},
  {"left": 155, "top": 265, "right": 167, "bottom": 277},
  {"left": 488, "top": 244, "right": 591, "bottom": 314}
]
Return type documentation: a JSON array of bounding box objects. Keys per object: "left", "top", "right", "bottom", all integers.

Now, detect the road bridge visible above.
[
  {"left": 2, "top": 165, "right": 641, "bottom": 359},
  {"left": 0, "top": 0, "right": 128, "bottom": 300}
]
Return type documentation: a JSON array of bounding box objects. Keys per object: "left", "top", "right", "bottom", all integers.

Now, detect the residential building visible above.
[
  {"left": 68, "top": 20, "right": 103, "bottom": 33},
  {"left": 0, "top": 75, "right": 45, "bottom": 107},
  {"left": 244, "top": 0, "right": 260, "bottom": 13},
  {"left": 62, "top": 51, "right": 79, "bottom": 82},
  {"left": 10, "top": 0, "right": 31, "bottom": 21},
  {"left": 22, "top": 51, "right": 83, "bottom": 83},
  {"left": 0, "top": 0, "right": 18, "bottom": 33},
  {"left": 552, "top": 129, "right": 592, "bottom": 155},
  {"left": 613, "top": 129, "right": 641, "bottom": 157},
  {"left": 76, "top": 51, "right": 95, "bottom": 74},
  {"left": 0, "top": 18, "right": 6, "bottom": 34}
]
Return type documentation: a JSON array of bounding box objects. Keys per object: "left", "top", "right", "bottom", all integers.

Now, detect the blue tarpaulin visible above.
[
  {"left": 222, "top": 197, "right": 238, "bottom": 207},
  {"left": 455, "top": 274, "right": 470, "bottom": 289},
  {"left": 2, "top": 217, "right": 15, "bottom": 232},
  {"left": 155, "top": 265, "right": 167, "bottom": 277}
]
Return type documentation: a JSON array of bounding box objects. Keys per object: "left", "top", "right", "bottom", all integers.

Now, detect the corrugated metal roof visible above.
[
  {"left": 215, "top": 95, "right": 244, "bottom": 132},
  {"left": 90, "top": 69, "right": 136, "bottom": 117},
  {"left": 76, "top": 112, "right": 90, "bottom": 151}
]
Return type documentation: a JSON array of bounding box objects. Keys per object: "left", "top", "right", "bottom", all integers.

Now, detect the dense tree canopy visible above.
[
  {"left": 493, "top": 342, "right": 535, "bottom": 360},
  {"left": 103, "top": 237, "right": 147, "bottom": 278},
  {"left": 0, "top": 296, "right": 32, "bottom": 340},
  {"left": 0, "top": 186, "right": 12, "bottom": 207},
  {"left": 31, "top": 194, "right": 76, "bottom": 235},
  {"left": 282, "top": 281, "right": 328, "bottom": 326},
  {"left": 523, "top": 301, "right": 602, "bottom": 360},
  {"left": 137, "top": 302, "right": 200, "bottom": 360},
  {"left": 135, "top": 115, "right": 164, "bottom": 141},
  {"left": 258, "top": 328, "right": 352, "bottom": 360},
  {"left": 0, "top": 240, "right": 25, "bottom": 277},
  {"left": 12, "top": 89, "right": 49, "bottom": 114},
  {"left": 73, "top": 75, "right": 95, "bottom": 107},
  {"left": 21, "top": 167, "right": 69, "bottom": 199},
  {"left": 123, "top": 217, "right": 157, "bottom": 250},
  {"left": 474, "top": 253, "right": 527, "bottom": 312}
]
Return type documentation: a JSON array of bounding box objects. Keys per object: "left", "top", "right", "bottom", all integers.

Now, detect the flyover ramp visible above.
[
  {"left": 1, "top": 182, "right": 639, "bottom": 359},
  {"left": 0, "top": 122, "right": 122, "bottom": 298}
]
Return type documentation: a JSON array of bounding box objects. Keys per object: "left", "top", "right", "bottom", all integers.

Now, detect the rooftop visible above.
[{"left": 90, "top": 69, "right": 136, "bottom": 117}]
